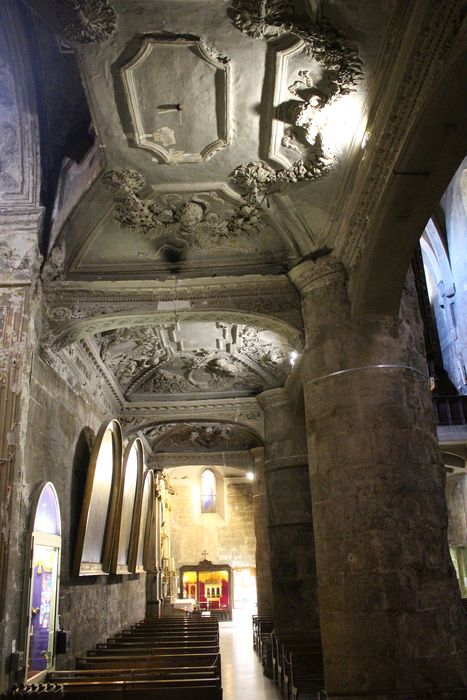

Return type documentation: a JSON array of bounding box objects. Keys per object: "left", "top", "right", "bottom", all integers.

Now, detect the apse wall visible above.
[
  {"left": 2, "top": 353, "right": 146, "bottom": 679},
  {"left": 170, "top": 478, "right": 255, "bottom": 570}
]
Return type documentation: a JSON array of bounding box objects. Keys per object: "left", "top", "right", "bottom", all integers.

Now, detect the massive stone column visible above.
[
  {"left": 256, "top": 388, "right": 319, "bottom": 634},
  {"left": 250, "top": 446, "right": 274, "bottom": 616},
  {"left": 289, "top": 256, "right": 467, "bottom": 699}
]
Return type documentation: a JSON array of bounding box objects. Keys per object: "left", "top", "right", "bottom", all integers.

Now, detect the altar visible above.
[{"left": 180, "top": 559, "right": 232, "bottom": 616}]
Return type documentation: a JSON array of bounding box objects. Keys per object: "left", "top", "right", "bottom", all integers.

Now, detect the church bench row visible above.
[
  {"left": 90, "top": 642, "right": 219, "bottom": 655},
  {"left": 76, "top": 652, "right": 221, "bottom": 672},
  {"left": 284, "top": 651, "right": 324, "bottom": 700},
  {"left": 273, "top": 633, "right": 322, "bottom": 699},
  {"left": 58, "top": 615, "right": 222, "bottom": 699}
]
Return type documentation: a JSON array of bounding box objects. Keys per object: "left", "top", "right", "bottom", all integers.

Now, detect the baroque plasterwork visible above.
[
  {"left": 0, "top": 4, "right": 43, "bottom": 280},
  {"left": 62, "top": 0, "right": 117, "bottom": 43},
  {"left": 149, "top": 451, "right": 254, "bottom": 470},
  {"left": 119, "top": 36, "right": 231, "bottom": 163},
  {"left": 336, "top": 0, "right": 467, "bottom": 274},
  {"left": 143, "top": 421, "right": 261, "bottom": 453},
  {"left": 0, "top": 13, "right": 40, "bottom": 208},
  {"left": 92, "top": 320, "right": 294, "bottom": 400},
  {"left": 40, "top": 338, "right": 120, "bottom": 412},
  {"left": 102, "top": 169, "right": 267, "bottom": 254},
  {"left": 120, "top": 396, "right": 263, "bottom": 437},
  {"left": 228, "top": 0, "right": 362, "bottom": 207},
  {"left": 42, "top": 275, "right": 303, "bottom": 349}
]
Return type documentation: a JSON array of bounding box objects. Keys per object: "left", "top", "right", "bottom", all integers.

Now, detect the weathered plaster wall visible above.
[
  {"left": 170, "top": 478, "right": 255, "bottom": 571},
  {"left": 2, "top": 347, "right": 146, "bottom": 684}
]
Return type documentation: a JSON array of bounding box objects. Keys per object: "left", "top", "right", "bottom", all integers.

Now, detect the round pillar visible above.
[
  {"left": 250, "top": 446, "right": 274, "bottom": 616},
  {"left": 257, "top": 387, "right": 320, "bottom": 634},
  {"left": 289, "top": 257, "right": 467, "bottom": 699}
]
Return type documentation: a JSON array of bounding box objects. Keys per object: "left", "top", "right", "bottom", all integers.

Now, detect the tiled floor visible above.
[{"left": 220, "top": 609, "right": 279, "bottom": 700}]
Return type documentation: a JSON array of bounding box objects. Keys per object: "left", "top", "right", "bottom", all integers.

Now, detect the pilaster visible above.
[{"left": 257, "top": 387, "right": 319, "bottom": 634}]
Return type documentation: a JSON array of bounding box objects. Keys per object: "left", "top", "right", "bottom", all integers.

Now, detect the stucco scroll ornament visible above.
[
  {"left": 229, "top": 1, "right": 362, "bottom": 199},
  {"left": 231, "top": 149, "right": 332, "bottom": 208},
  {"left": 62, "top": 0, "right": 117, "bottom": 43},
  {"left": 103, "top": 167, "right": 265, "bottom": 250},
  {"left": 228, "top": 1, "right": 362, "bottom": 100}
]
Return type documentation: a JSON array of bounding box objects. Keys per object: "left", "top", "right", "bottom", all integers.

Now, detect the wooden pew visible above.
[
  {"left": 281, "top": 650, "right": 324, "bottom": 700},
  {"left": 52, "top": 679, "right": 222, "bottom": 700},
  {"left": 274, "top": 633, "right": 321, "bottom": 697},
  {"left": 77, "top": 652, "right": 220, "bottom": 671},
  {"left": 62, "top": 615, "right": 222, "bottom": 699}
]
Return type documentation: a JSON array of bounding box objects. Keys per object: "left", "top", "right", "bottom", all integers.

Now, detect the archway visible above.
[{"left": 24, "top": 483, "right": 61, "bottom": 682}]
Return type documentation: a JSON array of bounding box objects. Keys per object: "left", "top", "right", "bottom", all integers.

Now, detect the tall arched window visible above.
[
  {"left": 201, "top": 469, "right": 216, "bottom": 514},
  {"left": 25, "top": 483, "right": 62, "bottom": 681}
]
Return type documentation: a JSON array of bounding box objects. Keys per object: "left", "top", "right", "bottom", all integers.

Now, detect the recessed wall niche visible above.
[{"left": 73, "top": 419, "right": 123, "bottom": 576}]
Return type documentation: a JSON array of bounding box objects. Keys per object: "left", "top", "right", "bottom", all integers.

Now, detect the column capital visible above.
[
  {"left": 256, "top": 387, "right": 290, "bottom": 411},
  {"left": 288, "top": 255, "right": 346, "bottom": 296},
  {"left": 249, "top": 446, "right": 264, "bottom": 463}
]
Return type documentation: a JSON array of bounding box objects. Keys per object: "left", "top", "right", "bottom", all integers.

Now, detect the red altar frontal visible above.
[{"left": 180, "top": 559, "right": 232, "bottom": 613}]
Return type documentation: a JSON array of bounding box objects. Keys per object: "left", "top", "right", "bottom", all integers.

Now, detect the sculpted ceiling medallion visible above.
[
  {"left": 61, "top": 0, "right": 117, "bottom": 43},
  {"left": 103, "top": 168, "right": 277, "bottom": 256},
  {"left": 94, "top": 321, "right": 293, "bottom": 400},
  {"left": 143, "top": 421, "right": 261, "bottom": 453},
  {"left": 228, "top": 0, "right": 362, "bottom": 203},
  {"left": 119, "top": 36, "right": 231, "bottom": 164}
]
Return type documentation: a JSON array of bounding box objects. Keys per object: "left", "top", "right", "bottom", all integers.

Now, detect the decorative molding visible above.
[
  {"left": 228, "top": 0, "right": 362, "bottom": 202},
  {"left": 62, "top": 0, "right": 117, "bottom": 44},
  {"left": 42, "top": 275, "right": 303, "bottom": 350},
  {"left": 149, "top": 450, "right": 254, "bottom": 470},
  {"left": 228, "top": 1, "right": 362, "bottom": 99},
  {"left": 0, "top": 4, "right": 41, "bottom": 208},
  {"left": 93, "top": 321, "right": 294, "bottom": 401},
  {"left": 337, "top": 0, "right": 467, "bottom": 272},
  {"left": 40, "top": 337, "right": 122, "bottom": 412},
  {"left": 119, "top": 36, "right": 231, "bottom": 163},
  {"left": 143, "top": 421, "right": 261, "bottom": 453},
  {"left": 119, "top": 397, "right": 263, "bottom": 436},
  {"left": 0, "top": 287, "right": 30, "bottom": 619},
  {"left": 288, "top": 255, "right": 345, "bottom": 295},
  {"left": 103, "top": 168, "right": 265, "bottom": 252}
]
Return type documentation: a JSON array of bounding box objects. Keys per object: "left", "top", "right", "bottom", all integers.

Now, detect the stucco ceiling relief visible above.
[
  {"left": 93, "top": 321, "right": 293, "bottom": 401},
  {"left": 228, "top": 0, "right": 363, "bottom": 211},
  {"left": 143, "top": 421, "right": 262, "bottom": 453},
  {"left": 118, "top": 35, "right": 231, "bottom": 164},
  {"left": 103, "top": 169, "right": 269, "bottom": 256},
  {"left": 61, "top": 0, "right": 117, "bottom": 44}
]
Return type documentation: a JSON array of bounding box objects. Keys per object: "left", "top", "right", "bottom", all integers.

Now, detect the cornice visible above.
[
  {"left": 42, "top": 274, "right": 303, "bottom": 350},
  {"left": 148, "top": 450, "right": 253, "bottom": 470},
  {"left": 119, "top": 397, "right": 263, "bottom": 435},
  {"left": 288, "top": 256, "right": 346, "bottom": 296}
]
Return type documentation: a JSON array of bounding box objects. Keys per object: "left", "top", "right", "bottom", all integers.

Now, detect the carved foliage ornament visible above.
[
  {"left": 228, "top": 0, "right": 362, "bottom": 202},
  {"left": 228, "top": 1, "right": 361, "bottom": 99},
  {"left": 103, "top": 168, "right": 264, "bottom": 249},
  {"left": 62, "top": 0, "right": 117, "bottom": 43}
]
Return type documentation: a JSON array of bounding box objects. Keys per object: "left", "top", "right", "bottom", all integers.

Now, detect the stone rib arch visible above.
[{"left": 349, "top": 37, "right": 467, "bottom": 318}]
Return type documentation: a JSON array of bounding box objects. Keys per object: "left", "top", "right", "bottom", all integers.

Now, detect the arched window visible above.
[
  {"left": 201, "top": 469, "right": 216, "bottom": 514},
  {"left": 25, "top": 483, "right": 62, "bottom": 681}
]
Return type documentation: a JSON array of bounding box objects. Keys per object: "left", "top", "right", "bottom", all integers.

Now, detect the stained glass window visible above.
[{"left": 201, "top": 469, "right": 216, "bottom": 513}]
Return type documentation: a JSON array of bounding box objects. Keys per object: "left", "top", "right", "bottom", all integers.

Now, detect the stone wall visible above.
[
  {"left": 170, "top": 478, "right": 255, "bottom": 573},
  {"left": 2, "top": 352, "right": 146, "bottom": 684}
]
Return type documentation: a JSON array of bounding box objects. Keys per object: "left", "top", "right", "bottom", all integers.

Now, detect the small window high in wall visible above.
[{"left": 200, "top": 469, "right": 216, "bottom": 513}]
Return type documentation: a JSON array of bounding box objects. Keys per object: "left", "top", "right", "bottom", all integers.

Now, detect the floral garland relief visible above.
[
  {"left": 228, "top": 0, "right": 362, "bottom": 206},
  {"left": 103, "top": 168, "right": 265, "bottom": 255}
]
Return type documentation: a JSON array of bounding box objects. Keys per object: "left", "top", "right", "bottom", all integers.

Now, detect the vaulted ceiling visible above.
[{"left": 18, "top": 0, "right": 466, "bottom": 466}]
